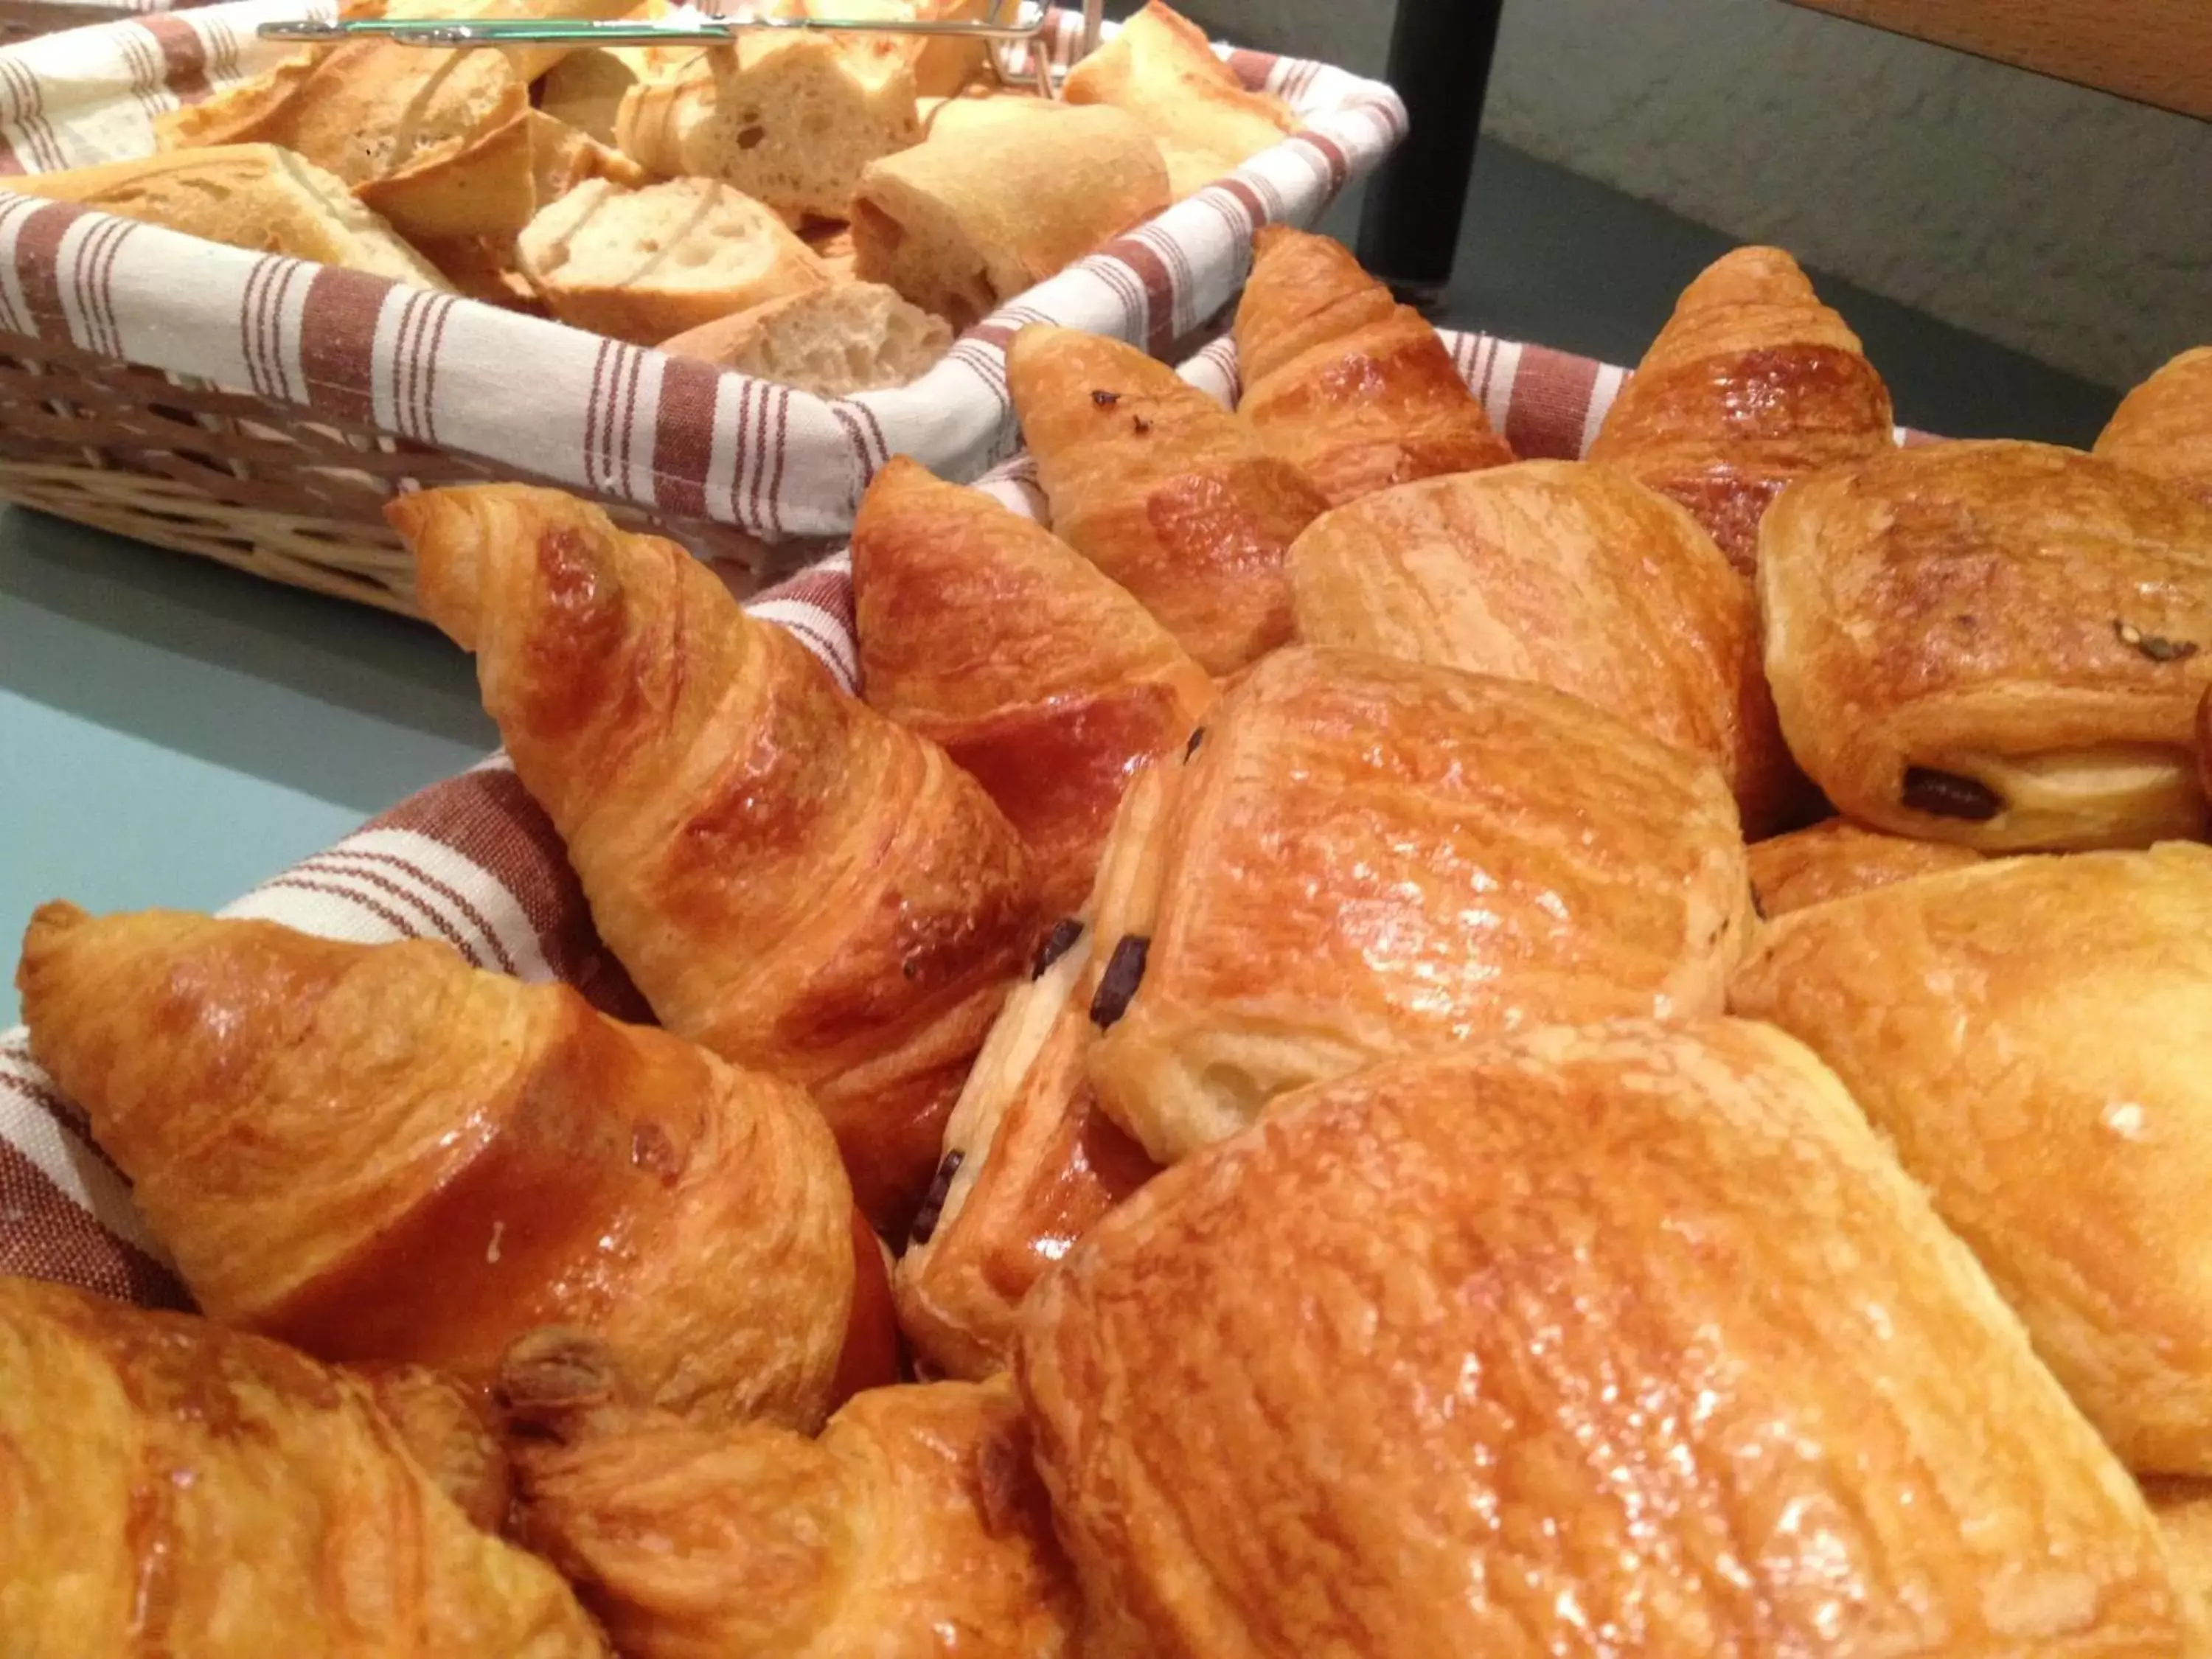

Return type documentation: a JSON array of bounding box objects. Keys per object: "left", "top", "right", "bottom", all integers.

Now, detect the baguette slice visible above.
[
  {"left": 518, "top": 175, "right": 831, "bottom": 344},
  {"left": 616, "top": 32, "right": 921, "bottom": 225},
  {"left": 658, "top": 282, "right": 953, "bottom": 397},
  {"left": 810, "top": 0, "right": 993, "bottom": 97},
  {"left": 1064, "top": 1, "right": 1293, "bottom": 198},
  {"left": 7, "top": 145, "right": 453, "bottom": 291},
  {"left": 852, "top": 104, "right": 1167, "bottom": 330}
]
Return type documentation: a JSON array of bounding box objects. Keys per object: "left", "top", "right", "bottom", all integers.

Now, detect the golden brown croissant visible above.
[
  {"left": 1018, "top": 1019, "right": 2193, "bottom": 1659},
  {"left": 897, "top": 903, "right": 1158, "bottom": 1380},
  {"left": 390, "top": 484, "right": 1041, "bottom": 1234},
  {"left": 356, "top": 1360, "right": 516, "bottom": 1532},
  {"left": 1007, "top": 324, "right": 1329, "bottom": 675},
  {"left": 2148, "top": 1479, "right": 2212, "bottom": 1631},
  {"left": 1759, "top": 441, "right": 2212, "bottom": 852},
  {"left": 1745, "top": 817, "right": 1983, "bottom": 918},
  {"left": 1288, "top": 459, "right": 1799, "bottom": 833},
  {"left": 1233, "top": 226, "right": 1514, "bottom": 507},
  {"left": 1586, "top": 245, "right": 1895, "bottom": 573},
  {"left": 0, "top": 1276, "right": 607, "bottom": 1657},
  {"left": 16, "top": 902, "right": 894, "bottom": 1430},
  {"left": 1731, "top": 844, "right": 2212, "bottom": 1475},
  {"left": 502, "top": 1332, "right": 1081, "bottom": 1658},
  {"left": 851, "top": 456, "right": 1217, "bottom": 919},
  {"left": 1079, "top": 646, "right": 1753, "bottom": 1164},
  {"left": 2099, "top": 347, "right": 2212, "bottom": 506}
]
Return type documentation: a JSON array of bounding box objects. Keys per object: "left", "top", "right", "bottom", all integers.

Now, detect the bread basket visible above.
[{"left": 0, "top": 0, "right": 1406, "bottom": 613}]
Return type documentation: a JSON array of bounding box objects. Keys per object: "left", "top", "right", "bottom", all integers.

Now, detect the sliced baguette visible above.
[
  {"left": 517, "top": 175, "right": 831, "bottom": 344},
  {"left": 657, "top": 281, "right": 953, "bottom": 396},
  {"left": 616, "top": 31, "right": 920, "bottom": 225},
  {"left": 852, "top": 103, "right": 1167, "bottom": 329},
  {"left": 7, "top": 145, "right": 453, "bottom": 291}
]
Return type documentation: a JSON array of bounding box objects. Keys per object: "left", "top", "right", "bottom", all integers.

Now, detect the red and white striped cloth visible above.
[
  {"left": 0, "top": 0, "right": 1407, "bottom": 540},
  {"left": 0, "top": 326, "right": 1655, "bottom": 1309}
]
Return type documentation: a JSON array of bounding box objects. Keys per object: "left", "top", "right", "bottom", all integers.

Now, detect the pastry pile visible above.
[
  {"left": 10, "top": 225, "right": 2212, "bottom": 1655},
  {"left": 7, "top": 0, "right": 1295, "bottom": 398}
]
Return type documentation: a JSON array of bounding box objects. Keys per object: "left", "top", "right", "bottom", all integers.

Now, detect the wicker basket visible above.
[{"left": 0, "top": 331, "right": 792, "bottom": 613}]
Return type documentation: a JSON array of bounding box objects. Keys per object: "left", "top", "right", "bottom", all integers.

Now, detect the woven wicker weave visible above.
[{"left": 0, "top": 331, "right": 801, "bottom": 616}]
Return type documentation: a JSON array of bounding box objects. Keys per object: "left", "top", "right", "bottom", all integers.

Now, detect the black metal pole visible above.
[{"left": 1356, "top": 0, "right": 1507, "bottom": 309}]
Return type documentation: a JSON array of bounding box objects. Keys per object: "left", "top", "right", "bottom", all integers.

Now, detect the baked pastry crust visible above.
[
  {"left": 1019, "top": 1019, "right": 2192, "bottom": 1658},
  {"left": 1745, "top": 817, "right": 1983, "bottom": 917},
  {"left": 1289, "top": 459, "right": 1798, "bottom": 832},
  {"left": 1587, "top": 245, "right": 1895, "bottom": 572},
  {"left": 1731, "top": 843, "right": 2212, "bottom": 1475},
  {"left": 2099, "top": 347, "right": 2212, "bottom": 507},
  {"left": 1078, "top": 646, "right": 1753, "bottom": 1163},
  {"left": 1758, "top": 439, "right": 2212, "bottom": 851}
]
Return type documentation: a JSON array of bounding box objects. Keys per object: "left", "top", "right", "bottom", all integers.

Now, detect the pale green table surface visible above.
[{"left": 0, "top": 504, "right": 497, "bottom": 1022}]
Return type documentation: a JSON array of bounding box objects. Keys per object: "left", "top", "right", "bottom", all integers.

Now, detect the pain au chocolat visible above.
[
  {"left": 2098, "top": 347, "right": 2212, "bottom": 507},
  {"left": 1731, "top": 844, "right": 2212, "bottom": 1475},
  {"left": 1745, "top": 818, "right": 1983, "bottom": 919},
  {"left": 1759, "top": 441, "right": 2212, "bottom": 851},
  {"left": 1288, "top": 459, "right": 1799, "bottom": 833},
  {"left": 1019, "top": 1020, "right": 2194, "bottom": 1659},
  {"left": 1077, "top": 646, "right": 1752, "bottom": 1164}
]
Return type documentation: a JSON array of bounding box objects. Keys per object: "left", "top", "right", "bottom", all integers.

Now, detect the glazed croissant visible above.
[
  {"left": 502, "top": 1332, "right": 1082, "bottom": 1658},
  {"left": 1079, "top": 646, "right": 1753, "bottom": 1164},
  {"left": 1586, "top": 244, "right": 1895, "bottom": 573},
  {"left": 1287, "top": 459, "right": 1799, "bottom": 833},
  {"left": 852, "top": 456, "right": 1216, "bottom": 919},
  {"left": 16, "top": 902, "right": 894, "bottom": 1430},
  {"left": 1745, "top": 818, "right": 1982, "bottom": 919},
  {"left": 1731, "top": 844, "right": 2212, "bottom": 1475},
  {"left": 1759, "top": 441, "right": 2212, "bottom": 852},
  {"left": 0, "top": 1276, "right": 607, "bottom": 1658},
  {"left": 1234, "top": 226, "right": 1513, "bottom": 507},
  {"left": 2098, "top": 347, "right": 2212, "bottom": 506},
  {"left": 1018, "top": 1019, "right": 2194, "bottom": 1659},
  {"left": 391, "top": 484, "right": 1041, "bottom": 1233},
  {"left": 1008, "top": 324, "right": 1329, "bottom": 675}
]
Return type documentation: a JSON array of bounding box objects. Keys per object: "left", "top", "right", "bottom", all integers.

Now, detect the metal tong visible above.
[{"left": 257, "top": 1, "right": 1107, "bottom": 98}]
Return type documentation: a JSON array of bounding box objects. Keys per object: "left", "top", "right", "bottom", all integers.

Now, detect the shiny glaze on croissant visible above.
[
  {"left": 1020, "top": 1019, "right": 2193, "bottom": 1659},
  {"left": 1745, "top": 818, "right": 1983, "bottom": 919},
  {"left": 1587, "top": 245, "right": 1894, "bottom": 573},
  {"left": 1079, "top": 646, "right": 1753, "bottom": 1164},
  {"left": 2099, "top": 347, "right": 2212, "bottom": 507},
  {"left": 503, "top": 1333, "right": 1081, "bottom": 1658},
  {"left": 392, "top": 484, "right": 1040, "bottom": 1233},
  {"left": 852, "top": 456, "right": 1216, "bottom": 919},
  {"left": 1758, "top": 441, "right": 2212, "bottom": 852},
  {"left": 1233, "top": 226, "right": 1513, "bottom": 507},
  {"left": 1731, "top": 844, "right": 2212, "bottom": 1475},
  {"left": 1008, "top": 323, "right": 1328, "bottom": 675},
  {"left": 16, "top": 903, "right": 891, "bottom": 1430},
  {"left": 1288, "top": 459, "right": 1799, "bottom": 833},
  {"left": 0, "top": 1276, "right": 606, "bottom": 1658}
]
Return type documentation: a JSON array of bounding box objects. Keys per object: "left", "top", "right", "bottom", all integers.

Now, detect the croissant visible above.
[
  {"left": 1585, "top": 245, "right": 1895, "bottom": 573},
  {"left": 1018, "top": 1019, "right": 2194, "bottom": 1658},
  {"left": 0, "top": 1276, "right": 607, "bottom": 1657},
  {"left": 1731, "top": 844, "right": 2212, "bottom": 1474},
  {"left": 1759, "top": 441, "right": 2212, "bottom": 852},
  {"left": 390, "top": 484, "right": 1041, "bottom": 1233},
  {"left": 1007, "top": 324, "right": 1329, "bottom": 675},
  {"left": 2098, "top": 347, "right": 2212, "bottom": 506},
  {"left": 851, "top": 456, "right": 1217, "bottom": 918},
  {"left": 2148, "top": 1479, "right": 2212, "bottom": 1628},
  {"left": 1233, "top": 226, "right": 1514, "bottom": 507},
  {"left": 1078, "top": 646, "right": 1752, "bottom": 1164},
  {"left": 1745, "top": 817, "right": 1983, "bottom": 919},
  {"left": 897, "top": 899, "right": 1158, "bottom": 1380},
  {"left": 502, "top": 1332, "right": 1082, "bottom": 1658},
  {"left": 1288, "top": 459, "right": 1799, "bottom": 833},
  {"left": 16, "top": 902, "right": 894, "bottom": 1430}
]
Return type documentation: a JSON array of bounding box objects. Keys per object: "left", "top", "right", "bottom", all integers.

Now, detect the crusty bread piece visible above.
[
  {"left": 283, "top": 41, "right": 527, "bottom": 189},
  {"left": 616, "top": 32, "right": 921, "bottom": 225},
  {"left": 1065, "top": 0, "right": 1293, "bottom": 198},
  {"left": 657, "top": 282, "right": 953, "bottom": 396},
  {"left": 918, "top": 88, "right": 1068, "bottom": 143},
  {"left": 517, "top": 175, "right": 831, "bottom": 344},
  {"left": 364, "top": 0, "right": 637, "bottom": 83},
  {"left": 8, "top": 145, "right": 453, "bottom": 291},
  {"left": 526, "top": 110, "right": 648, "bottom": 203},
  {"left": 810, "top": 0, "right": 993, "bottom": 98},
  {"left": 415, "top": 234, "right": 544, "bottom": 311},
  {"left": 154, "top": 53, "right": 317, "bottom": 151},
  {"left": 852, "top": 104, "right": 1167, "bottom": 329},
  {"left": 355, "top": 106, "right": 538, "bottom": 241},
  {"left": 538, "top": 41, "right": 709, "bottom": 145},
  {"left": 805, "top": 221, "right": 859, "bottom": 285}
]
